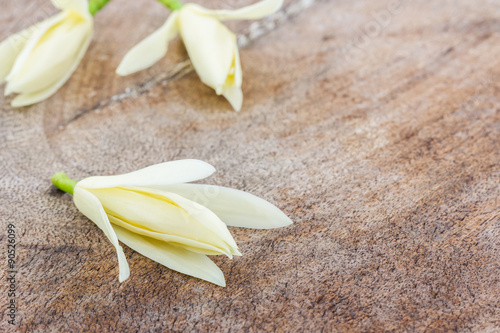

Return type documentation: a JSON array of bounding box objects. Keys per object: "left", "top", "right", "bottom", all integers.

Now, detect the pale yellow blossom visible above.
[
  {"left": 0, "top": 0, "right": 93, "bottom": 107},
  {"left": 53, "top": 160, "right": 292, "bottom": 286},
  {"left": 117, "top": 0, "right": 283, "bottom": 111}
]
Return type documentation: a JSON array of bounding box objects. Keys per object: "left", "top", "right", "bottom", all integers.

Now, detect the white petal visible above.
[
  {"left": 179, "top": 9, "right": 235, "bottom": 89},
  {"left": 222, "top": 85, "right": 243, "bottom": 111},
  {"left": 51, "top": 0, "right": 91, "bottom": 19},
  {"left": 77, "top": 160, "right": 215, "bottom": 189},
  {"left": 157, "top": 184, "right": 293, "bottom": 229},
  {"left": 130, "top": 186, "right": 240, "bottom": 254},
  {"left": 113, "top": 224, "right": 226, "bottom": 286},
  {"left": 232, "top": 43, "right": 242, "bottom": 88},
  {"left": 116, "top": 11, "right": 179, "bottom": 76},
  {"left": 88, "top": 187, "right": 234, "bottom": 257},
  {"left": 186, "top": 0, "right": 283, "bottom": 21},
  {"left": 109, "top": 215, "right": 232, "bottom": 256},
  {"left": 6, "top": 13, "right": 66, "bottom": 81},
  {"left": 73, "top": 186, "right": 130, "bottom": 282},
  {"left": 0, "top": 26, "right": 36, "bottom": 83},
  {"left": 221, "top": 45, "right": 243, "bottom": 111},
  {"left": 7, "top": 17, "right": 92, "bottom": 95},
  {"left": 9, "top": 25, "right": 93, "bottom": 107}
]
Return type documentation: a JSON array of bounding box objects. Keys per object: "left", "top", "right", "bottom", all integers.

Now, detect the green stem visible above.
[
  {"left": 51, "top": 173, "right": 77, "bottom": 195},
  {"left": 88, "top": 0, "right": 111, "bottom": 16},
  {"left": 157, "top": 0, "right": 183, "bottom": 11}
]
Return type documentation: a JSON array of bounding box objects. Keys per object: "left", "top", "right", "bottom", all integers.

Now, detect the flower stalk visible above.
[
  {"left": 157, "top": 0, "right": 184, "bottom": 11},
  {"left": 51, "top": 172, "right": 77, "bottom": 195},
  {"left": 88, "top": 0, "right": 112, "bottom": 16}
]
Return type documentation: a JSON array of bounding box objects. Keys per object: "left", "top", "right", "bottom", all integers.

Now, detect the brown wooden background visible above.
[{"left": 1, "top": 0, "right": 499, "bottom": 331}]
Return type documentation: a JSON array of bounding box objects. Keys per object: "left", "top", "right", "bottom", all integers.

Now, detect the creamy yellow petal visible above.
[
  {"left": 108, "top": 215, "right": 229, "bottom": 256},
  {"left": 222, "top": 85, "right": 243, "bottom": 111},
  {"left": 6, "top": 0, "right": 91, "bottom": 99},
  {"left": 77, "top": 160, "right": 215, "bottom": 189},
  {"left": 73, "top": 186, "right": 130, "bottom": 282},
  {"left": 117, "top": 11, "right": 179, "bottom": 76},
  {"left": 7, "top": 15, "right": 92, "bottom": 95},
  {"left": 232, "top": 43, "right": 242, "bottom": 88},
  {"left": 0, "top": 25, "right": 36, "bottom": 83},
  {"left": 129, "top": 186, "right": 240, "bottom": 255},
  {"left": 6, "top": 12, "right": 66, "bottom": 82},
  {"left": 155, "top": 184, "right": 293, "bottom": 229},
  {"left": 179, "top": 9, "right": 235, "bottom": 90},
  {"left": 221, "top": 45, "right": 243, "bottom": 111},
  {"left": 87, "top": 187, "right": 234, "bottom": 256},
  {"left": 186, "top": 0, "right": 283, "bottom": 21},
  {"left": 9, "top": 25, "right": 92, "bottom": 107},
  {"left": 113, "top": 225, "right": 226, "bottom": 286}
]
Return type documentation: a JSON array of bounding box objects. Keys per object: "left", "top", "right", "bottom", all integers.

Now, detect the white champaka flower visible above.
[
  {"left": 0, "top": 0, "right": 93, "bottom": 107},
  {"left": 116, "top": 0, "right": 283, "bottom": 111},
  {"left": 52, "top": 159, "right": 292, "bottom": 286}
]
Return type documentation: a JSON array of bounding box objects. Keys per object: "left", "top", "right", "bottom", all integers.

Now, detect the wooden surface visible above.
[{"left": 1, "top": 0, "right": 499, "bottom": 331}]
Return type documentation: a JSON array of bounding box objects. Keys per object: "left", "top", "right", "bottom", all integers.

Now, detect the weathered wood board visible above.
[{"left": 1, "top": 0, "right": 499, "bottom": 331}]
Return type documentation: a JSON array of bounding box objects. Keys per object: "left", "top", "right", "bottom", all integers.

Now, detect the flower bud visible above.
[
  {"left": 56, "top": 160, "right": 292, "bottom": 286},
  {"left": 0, "top": 0, "right": 93, "bottom": 107},
  {"left": 117, "top": 0, "right": 283, "bottom": 111}
]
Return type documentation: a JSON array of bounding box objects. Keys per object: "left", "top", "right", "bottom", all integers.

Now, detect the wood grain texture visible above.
[{"left": 1, "top": 0, "right": 499, "bottom": 331}]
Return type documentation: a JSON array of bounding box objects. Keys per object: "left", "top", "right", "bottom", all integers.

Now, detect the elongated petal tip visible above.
[
  {"left": 11, "top": 91, "right": 51, "bottom": 107},
  {"left": 222, "top": 86, "right": 243, "bottom": 111},
  {"left": 113, "top": 225, "right": 227, "bottom": 286},
  {"left": 115, "top": 62, "right": 133, "bottom": 76},
  {"left": 4, "top": 84, "right": 14, "bottom": 96},
  {"left": 117, "top": 246, "right": 131, "bottom": 282},
  {"left": 156, "top": 184, "right": 294, "bottom": 229},
  {"left": 10, "top": 94, "right": 31, "bottom": 107},
  {"left": 116, "top": 48, "right": 152, "bottom": 76},
  {"left": 277, "top": 214, "right": 293, "bottom": 227},
  {"left": 78, "top": 159, "right": 216, "bottom": 189},
  {"left": 117, "top": 11, "right": 179, "bottom": 76},
  {"left": 73, "top": 187, "right": 130, "bottom": 283}
]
